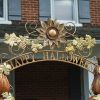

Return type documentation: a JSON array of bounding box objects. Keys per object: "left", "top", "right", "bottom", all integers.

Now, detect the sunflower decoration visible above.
[{"left": 36, "top": 19, "right": 67, "bottom": 49}]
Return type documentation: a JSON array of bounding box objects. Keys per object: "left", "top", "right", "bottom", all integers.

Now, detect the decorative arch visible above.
[
  {"left": 0, "top": 19, "right": 99, "bottom": 99},
  {"left": 4, "top": 50, "right": 96, "bottom": 73}
]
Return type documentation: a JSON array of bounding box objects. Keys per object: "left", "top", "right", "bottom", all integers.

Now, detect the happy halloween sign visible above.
[{"left": 5, "top": 50, "right": 95, "bottom": 73}]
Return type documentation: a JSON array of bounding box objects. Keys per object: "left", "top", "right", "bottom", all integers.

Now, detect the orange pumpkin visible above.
[
  {"left": 89, "top": 96, "right": 94, "bottom": 100},
  {"left": 0, "top": 74, "right": 10, "bottom": 95},
  {"left": 0, "top": 96, "right": 3, "bottom": 100},
  {"left": 92, "top": 66, "right": 100, "bottom": 95},
  {"left": 93, "top": 66, "right": 100, "bottom": 75},
  {"left": 92, "top": 74, "right": 100, "bottom": 95}
]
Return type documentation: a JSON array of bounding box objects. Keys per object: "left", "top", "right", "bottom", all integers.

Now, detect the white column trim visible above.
[
  {"left": 74, "top": 0, "right": 79, "bottom": 24},
  {"left": 50, "top": 0, "right": 54, "bottom": 19}
]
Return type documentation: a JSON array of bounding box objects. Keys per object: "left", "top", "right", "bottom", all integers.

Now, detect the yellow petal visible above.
[
  {"left": 49, "top": 40, "right": 53, "bottom": 46},
  {"left": 58, "top": 24, "right": 64, "bottom": 32},
  {"left": 41, "top": 21, "right": 47, "bottom": 29},
  {"left": 48, "top": 19, "right": 54, "bottom": 26},
  {"left": 36, "top": 28, "right": 45, "bottom": 34}
]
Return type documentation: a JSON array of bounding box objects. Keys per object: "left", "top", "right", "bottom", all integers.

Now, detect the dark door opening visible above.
[{"left": 15, "top": 61, "right": 82, "bottom": 100}]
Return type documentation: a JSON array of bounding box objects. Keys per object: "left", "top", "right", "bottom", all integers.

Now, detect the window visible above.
[
  {"left": 39, "top": 0, "right": 85, "bottom": 26},
  {"left": 0, "top": 0, "right": 3, "bottom": 17},
  {"left": 0, "top": 0, "right": 11, "bottom": 24},
  {"left": 51, "top": 0, "right": 81, "bottom": 26},
  {"left": 39, "top": 0, "right": 90, "bottom": 25},
  {"left": 51, "top": 0, "right": 73, "bottom": 21}
]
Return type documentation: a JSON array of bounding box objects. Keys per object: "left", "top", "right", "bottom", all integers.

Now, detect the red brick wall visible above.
[
  {"left": 90, "top": 0, "right": 100, "bottom": 26},
  {"left": 21, "top": 0, "right": 39, "bottom": 23}
]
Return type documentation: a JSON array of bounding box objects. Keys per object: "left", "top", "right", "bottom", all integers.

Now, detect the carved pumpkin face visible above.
[{"left": 0, "top": 74, "right": 10, "bottom": 95}]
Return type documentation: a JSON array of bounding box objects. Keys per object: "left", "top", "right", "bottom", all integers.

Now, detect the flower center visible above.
[
  {"left": 48, "top": 29, "right": 57, "bottom": 37},
  {"left": 46, "top": 27, "right": 59, "bottom": 40}
]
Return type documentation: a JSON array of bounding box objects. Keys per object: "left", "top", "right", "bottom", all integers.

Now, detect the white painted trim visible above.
[
  {"left": 50, "top": 0, "right": 54, "bottom": 19},
  {"left": 50, "top": 0, "right": 82, "bottom": 27},
  {"left": 0, "top": 21, "right": 12, "bottom": 24},
  {"left": 0, "top": 0, "right": 12, "bottom": 24},
  {"left": 74, "top": 0, "right": 79, "bottom": 24},
  {"left": 56, "top": 20, "right": 82, "bottom": 27},
  {"left": 88, "top": 72, "right": 94, "bottom": 96}
]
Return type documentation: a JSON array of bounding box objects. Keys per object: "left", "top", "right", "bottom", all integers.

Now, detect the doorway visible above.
[{"left": 15, "top": 61, "right": 82, "bottom": 100}]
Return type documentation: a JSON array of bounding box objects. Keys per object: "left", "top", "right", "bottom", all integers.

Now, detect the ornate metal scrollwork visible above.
[
  {"left": 25, "top": 21, "right": 38, "bottom": 37},
  {"left": 78, "top": 48, "right": 92, "bottom": 57},
  {"left": 2, "top": 19, "right": 96, "bottom": 58},
  {"left": 0, "top": 19, "right": 97, "bottom": 100},
  {"left": 9, "top": 45, "right": 26, "bottom": 56},
  {"left": 64, "top": 22, "right": 76, "bottom": 37},
  {"left": 0, "top": 53, "right": 9, "bottom": 64}
]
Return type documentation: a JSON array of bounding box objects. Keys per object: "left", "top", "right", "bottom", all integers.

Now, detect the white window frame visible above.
[
  {"left": 0, "top": 0, "right": 11, "bottom": 24},
  {"left": 50, "top": 0, "right": 82, "bottom": 26}
]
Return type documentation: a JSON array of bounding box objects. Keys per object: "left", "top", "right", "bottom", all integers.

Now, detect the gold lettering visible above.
[
  {"left": 8, "top": 60, "right": 14, "bottom": 68},
  {"left": 31, "top": 54, "right": 35, "bottom": 61},
  {"left": 65, "top": 54, "right": 69, "bottom": 61},
  {"left": 3, "top": 51, "right": 92, "bottom": 72},
  {"left": 61, "top": 54, "right": 65, "bottom": 60},
  {"left": 50, "top": 52, "right": 55, "bottom": 60},
  {"left": 43, "top": 51, "right": 49, "bottom": 60},
  {"left": 15, "top": 59, "right": 21, "bottom": 67},
  {"left": 19, "top": 56, "right": 24, "bottom": 64},
  {"left": 83, "top": 60, "right": 88, "bottom": 68},
  {"left": 72, "top": 55, "right": 80, "bottom": 64},
  {"left": 69, "top": 54, "right": 73, "bottom": 61},
  {"left": 57, "top": 51, "right": 59, "bottom": 60},
  {"left": 79, "top": 57, "right": 84, "bottom": 66},
  {"left": 79, "top": 57, "right": 88, "bottom": 68},
  {"left": 24, "top": 54, "right": 30, "bottom": 63}
]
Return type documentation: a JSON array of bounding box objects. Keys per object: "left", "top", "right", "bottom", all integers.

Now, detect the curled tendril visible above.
[
  {"left": 9, "top": 45, "right": 26, "bottom": 56},
  {"left": 78, "top": 48, "right": 92, "bottom": 57},
  {"left": 64, "top": 22, "right": 76, "bottom": 37},
  {"left": 0, "top": 53, "right": 9, "bottom": 64},
  {"left": 25, "top": 22, "right": 38, "bottom": 36}
]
